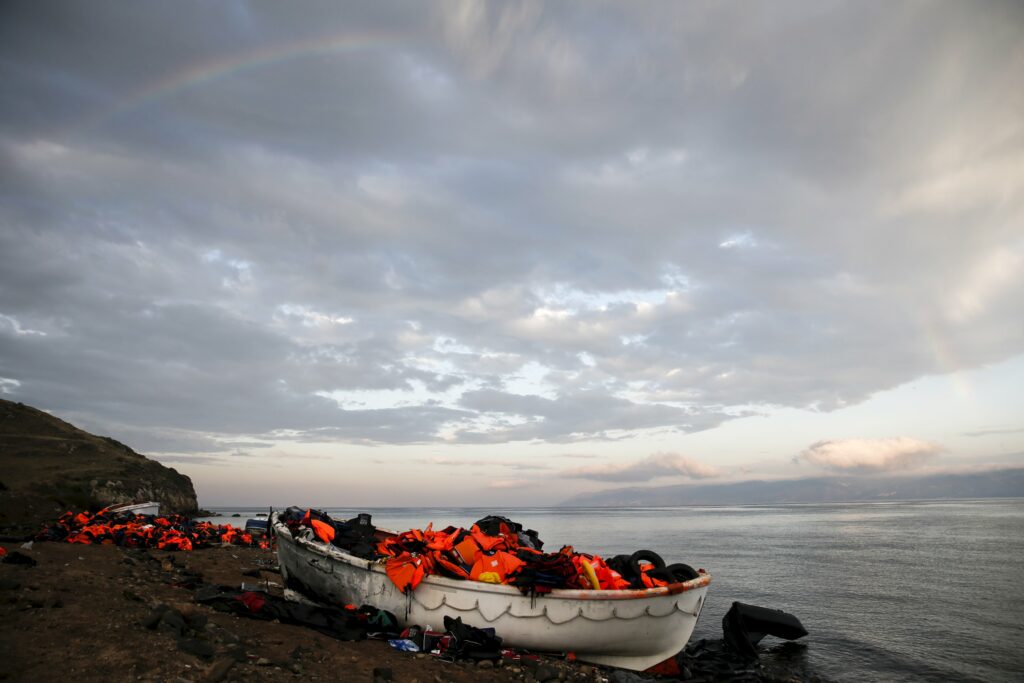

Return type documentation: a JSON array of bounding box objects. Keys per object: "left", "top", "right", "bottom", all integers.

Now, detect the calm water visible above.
[{"left": 203, "top": 500, "right": 1024, "bottom": 682}]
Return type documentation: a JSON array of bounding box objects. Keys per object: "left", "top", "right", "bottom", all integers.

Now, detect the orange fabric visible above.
[
  {"left": 470, "top": 525, "right": 506, "bottom": 552},
  {"left": 453, "top": 534, "right": 481, "bottom": 565},
  {"left": 386, "top": 553, "right": 432, "bottom": 593},
  {"left": 470, "top": 550, "right": 524, "bottom": 584},
  {"left": 310, "top": 519, "right": 335, "bottom": 544},
  {"left": 432, "top": 551, "right": 471, "bottom": 579},
  {"left": 639, "top": 563, "right": 668, "bottom": 588}
]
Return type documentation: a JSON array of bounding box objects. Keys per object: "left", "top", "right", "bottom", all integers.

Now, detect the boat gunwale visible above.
[{"left": 273, "top": 516, "right": 711, "bottom": 601}]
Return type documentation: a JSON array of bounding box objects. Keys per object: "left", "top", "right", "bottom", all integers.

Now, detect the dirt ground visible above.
[{"left": 0, "top": 541, "right": 605, "bottom": 683}]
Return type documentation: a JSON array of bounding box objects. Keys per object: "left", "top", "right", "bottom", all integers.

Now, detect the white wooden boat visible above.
[
  {"left": 108, "top": 501, "right": 161, "bottom": 516},
  {"left": 271, "top": 512, "right": 710, "bottom": 671}
]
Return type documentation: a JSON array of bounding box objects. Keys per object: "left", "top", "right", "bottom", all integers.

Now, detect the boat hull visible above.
[
  {"left": 109, "top": 501, "right": 161, "bottom": 516},
  {"left": 272, "top": 514, "right": 710, "bottom": 671}
]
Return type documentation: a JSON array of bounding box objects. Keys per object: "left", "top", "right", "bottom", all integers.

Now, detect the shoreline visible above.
[{"left": 0, "top": 540, "right": 596, "bottom": 682}]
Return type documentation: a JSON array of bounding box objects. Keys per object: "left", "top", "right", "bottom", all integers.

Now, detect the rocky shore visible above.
[{"left": 0, "top": 540, "right": 607, "bottom": 683}]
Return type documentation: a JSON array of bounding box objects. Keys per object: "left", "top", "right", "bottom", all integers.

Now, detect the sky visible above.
[{"left": 1, "top": 1, "right": 1022, "bottom": 507}]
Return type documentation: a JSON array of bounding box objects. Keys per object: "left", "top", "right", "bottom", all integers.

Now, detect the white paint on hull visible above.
[{"left": 272, "top": 514, "right": 710, "bottom": 671}]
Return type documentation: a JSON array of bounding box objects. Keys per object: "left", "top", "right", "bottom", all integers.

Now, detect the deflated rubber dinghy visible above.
[{"left": 722, "top": 601, "right": 808, "bottom": 658}]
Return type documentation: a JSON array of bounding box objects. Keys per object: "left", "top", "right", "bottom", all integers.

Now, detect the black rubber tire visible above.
[
  {"left": 607, "top": 554, "right": 633, "bottom": 576},
  {"left": 628, "top": 549, "right": 666, "bottom": 579},
  {"left": 665, "top": 562, "right": 699, "bottom": 582},
  {"left": 646, "top": 567, "right": 675, "bottom": 584}
]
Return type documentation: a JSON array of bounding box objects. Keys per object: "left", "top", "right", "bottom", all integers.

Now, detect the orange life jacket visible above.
[
  {"left": 310, "top": 519, "right": 335, "bottom": 544},
  {"left": 470, "top": 550, "right": 524, "bottom": 584},
  {"left": 452, "top": 531, "right": 482, "bottom": 566},
  {"left": 431, "top": 550, "right": 471, "bottom": 580},
  {"left": 470, "top": 524, "right": 507, "bottom": 553},
  {"left": 386, "top": 553, "right": 432, "bottom": 593},
  {"left": 639, "top": 563, "right": 669, "bottom": 589}
]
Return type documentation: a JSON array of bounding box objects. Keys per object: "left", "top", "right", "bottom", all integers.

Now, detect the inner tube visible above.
[
  {"left": 607, "top": 554, "right": 633, "bottom": 578},
  {"left": 665, "top": 562, "right": 699, "bottom": 582},
  {"left": 628, "top": 550, "right": 665, "bottom": 583}
]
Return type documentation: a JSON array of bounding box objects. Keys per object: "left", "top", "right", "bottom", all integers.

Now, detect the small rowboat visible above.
[
  {"left": 271, "top": 511, "right": 711, "bottom": 671},
  {"left": 108, "top": 501, "right": 161, "bottom": 516}
]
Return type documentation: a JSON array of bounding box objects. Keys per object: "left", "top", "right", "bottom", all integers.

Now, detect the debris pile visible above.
[
  {"left": 33, "top": 507, "right": 269, "bottom": 550},
  {"left": 282, "top": 508, "right": 703, "bottom": 594}
]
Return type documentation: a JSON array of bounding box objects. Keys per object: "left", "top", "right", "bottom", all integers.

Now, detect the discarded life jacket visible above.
[
  {"left": 639, "top": 563, "right": 669, "bottom": 589},
  {"left": 571, "top": 553, "right": 630, "bottom": 590},
  {"left": 470, "top": 549, "right": 524, "bottom": 584},
  {"left": 450, "top": 529, "right": 481, "bottom": 566},
  {"left": 386, "top": 553, "right": 433, "bottom": 593},
  {"left": 158, "top": 530, "right": 194, "bottom": 551},
  {"left": 300, "top": 509, "right": 337, "bottom": 544},
  {"left": 431, "top": 550, "right": 472, "bottom": 580},
  {"left": 468, "top": 528, "right": 507, "bottom": 552}
]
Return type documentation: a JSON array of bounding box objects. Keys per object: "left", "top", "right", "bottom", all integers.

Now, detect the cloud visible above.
[
  {"left": 421, "top": 457, "right": 549, "bottom": 470},
  {"left": 797, "top": 438, "right": 942, "bottom": 473},
  {"left": 561, "top": 452, "right": 721, "bottom": 482},
  {"left": 963, "top": 426, "right": 1024, "bottom": 438},
  {"left": 486, "top": 479, "right": 533, "bottom": 489},
  {"left": 0, "top": 1, "right": 1022, "bottom": 454}
]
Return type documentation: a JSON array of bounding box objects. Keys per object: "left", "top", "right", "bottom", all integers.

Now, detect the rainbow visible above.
[{"left": 76, "top": 30, "right": 405, "bottom": 132}]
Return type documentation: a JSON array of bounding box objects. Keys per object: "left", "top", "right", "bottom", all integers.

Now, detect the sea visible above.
[{"left": 201, "top": 499, "right": 1024, "bottom": 682}]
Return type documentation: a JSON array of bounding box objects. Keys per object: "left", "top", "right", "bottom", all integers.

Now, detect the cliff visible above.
[{"left": 0, "top": 399, "right": 198, "bottom": 534}]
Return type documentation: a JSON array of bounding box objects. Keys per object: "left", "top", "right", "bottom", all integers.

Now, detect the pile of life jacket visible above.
[
  {"left": 283, "top": 508, "right": 701, "bottom": 594},
  {"left": 34, "top": 507, "right": 269, "bottom": 550}
]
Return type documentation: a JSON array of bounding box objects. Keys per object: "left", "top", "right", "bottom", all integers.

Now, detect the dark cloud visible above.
[{"left": 1, "top": 1, "right": 1022, "bottom": 452}]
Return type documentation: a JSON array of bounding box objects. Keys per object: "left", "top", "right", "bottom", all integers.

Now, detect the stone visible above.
[
  {"left": 203, "top": 658, "right": 234, "bottom": 683},
  {"left": 142, "top": 605, "right": 170, "bottom": 630},
  {"left": 159, "top": 610, "right": 188, "bottom": 637},
  {"left": 372, "top": 667, "right": 393, "bottom": 682},
  {"left": 478, "top": 660, "right": 494, "bottom": 669},
  {"left": 535, "top": 664, "right": 559, "bottom": 682},
  {"left": 178, "top": 638, "right": 216, "bottom": 660}
]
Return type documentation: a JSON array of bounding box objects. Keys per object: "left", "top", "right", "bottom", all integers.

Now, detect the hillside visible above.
[
  {"left": 0, "top": 399, "right": 198, "bottom": 534},
  {"left": 562, "top": 468, "right": 1024, "bottom": 507}
]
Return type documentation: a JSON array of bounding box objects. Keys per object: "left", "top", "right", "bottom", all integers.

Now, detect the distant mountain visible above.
[
  {"left": 0, "top": 399, "right": 198, "bottom": 534},
  {"left": 561, "top": 468, "right": 1024, "bottom": 507}
]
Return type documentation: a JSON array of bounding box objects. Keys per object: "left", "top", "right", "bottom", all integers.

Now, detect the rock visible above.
[
  {"left": 0, "top": 399, "right": 200, "bottom": 521},
  {"left": 535, "top": 664, "right": 559, "bottom": 682},
  {"left": 178, "top": 638, "right": 216, "bottom": 660},
  {"left": 159, "top": 610, "right": 188, "bottom": 637},
  {"left": 203, "top": 658, "right": 234, "bottom": 683},
  {"left": 372, "top": 667, "right": 393, "bottom": 682},
  {"left": 0, "top": 578, "right": 21, "bottom": 591},
  {"left": 123, "top": 589, "right": 144, "bottom": 602},
  {"left": 142, "top": 605, "right": 170, "bottom": 630},
  {"left": 2, "top": 551, "right": 37, "bottom": 566},
  {"left": 255, "top": 658, "right": 272, "bottom": 666},
  {"left": 478, "top": 660, "right": 494, "bottom": 669}
]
